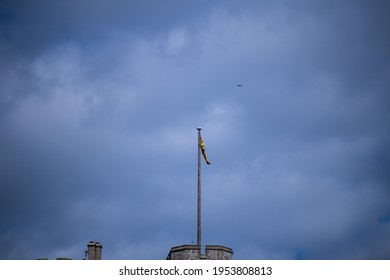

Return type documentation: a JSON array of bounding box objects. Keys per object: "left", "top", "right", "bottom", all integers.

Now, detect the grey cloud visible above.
[{"left": 0, "top": 0, "right": 389, "bottom": 260}]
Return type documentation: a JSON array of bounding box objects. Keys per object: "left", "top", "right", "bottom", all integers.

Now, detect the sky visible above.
[{"left": 0, "top": 0, "right": 389, "bottom": 260}]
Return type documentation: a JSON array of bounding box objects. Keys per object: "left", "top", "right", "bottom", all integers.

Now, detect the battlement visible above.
[{"left": 166, "top": 244, "right": 233, "bottom": 260}]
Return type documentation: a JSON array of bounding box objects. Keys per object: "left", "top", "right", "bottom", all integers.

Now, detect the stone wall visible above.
[
  {"left": 205, "top": 245, "right": 233, "bottom": 260},
  {"left": 167, "top": 244, "right": 233, "bottom": 260},
  {"left": 166, "top": 245, "right": 202, "bottom": 260}
]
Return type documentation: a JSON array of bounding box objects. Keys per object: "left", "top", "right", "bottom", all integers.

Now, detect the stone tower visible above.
[{"left": 166, "top": 244, "right": 233, "bottom": 260}]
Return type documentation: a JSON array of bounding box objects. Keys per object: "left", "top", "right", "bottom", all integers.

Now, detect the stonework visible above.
[
  {"left": 166, "top": 244, "right": 233, "bottom": 260},
  {"left": 205, "top": 245, "right": 233, "bottom": 260},
  {"left": 87, "top": 241, "right": 103, "bottom": 260},
  {"left": 166, "top": 245, "right": 202, "bottom": 260}
]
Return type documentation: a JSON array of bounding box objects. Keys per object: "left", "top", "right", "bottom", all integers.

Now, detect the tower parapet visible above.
[{"left": 166, "top": 244, "right": 233, "bottom": 260}]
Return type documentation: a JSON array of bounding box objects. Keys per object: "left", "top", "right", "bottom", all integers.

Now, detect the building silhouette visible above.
[{"left": 36, "top": 241, "right": 103, "bottom": 260}]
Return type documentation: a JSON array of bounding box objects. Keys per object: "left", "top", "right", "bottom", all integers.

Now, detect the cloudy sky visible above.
[{"left": 1, "top": 0, "right": 389, "bottom": 260}]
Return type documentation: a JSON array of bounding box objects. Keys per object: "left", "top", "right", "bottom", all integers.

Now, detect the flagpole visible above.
[{"left": 197, "top": 127, "right": 202, "bottom": 247}]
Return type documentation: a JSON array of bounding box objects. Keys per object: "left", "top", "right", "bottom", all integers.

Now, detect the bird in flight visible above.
[{"left": 237, "top": 84, "right": 243, "bottom": 87}]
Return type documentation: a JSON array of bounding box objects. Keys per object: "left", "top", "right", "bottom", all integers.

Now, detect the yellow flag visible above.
[{"left": 199, "top": 136, "right": 210, "bottom": 165}]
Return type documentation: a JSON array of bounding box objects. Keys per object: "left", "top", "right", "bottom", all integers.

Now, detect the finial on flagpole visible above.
[{"left": 197, "top": 127, "right": 202, "bottom": 130}]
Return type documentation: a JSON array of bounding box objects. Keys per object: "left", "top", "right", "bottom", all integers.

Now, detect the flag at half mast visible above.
[{"left": 199, "top": 135, "right": 211, "bottom": 165}]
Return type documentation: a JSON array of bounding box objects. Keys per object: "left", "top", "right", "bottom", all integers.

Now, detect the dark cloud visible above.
[{"left": 0, "top": 0, "right": 389, "bottom": 259}]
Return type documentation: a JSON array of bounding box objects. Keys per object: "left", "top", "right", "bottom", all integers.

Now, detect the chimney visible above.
[
  {"left": 95, "top": 242, "right": 103, "bottom": 260},
  {"left": 87, "top": 241, "right": 103, "bottom": 260}
]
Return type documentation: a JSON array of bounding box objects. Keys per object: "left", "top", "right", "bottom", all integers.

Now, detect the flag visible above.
[{"left": 199, "top": 136, "right": 211, "bottom": 165}]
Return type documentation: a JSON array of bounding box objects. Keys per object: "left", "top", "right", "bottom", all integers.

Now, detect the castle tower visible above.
[{"left": 166, "top": 244, "right": 233, "bottom": 260}]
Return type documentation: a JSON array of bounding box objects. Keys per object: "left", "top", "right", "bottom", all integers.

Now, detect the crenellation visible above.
[{"left": 166, "top": 244, "right": 233, "bottom": 260}]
